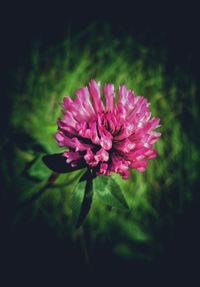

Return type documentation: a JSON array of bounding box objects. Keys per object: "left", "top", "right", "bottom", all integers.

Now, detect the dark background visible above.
[
  {"left": 1, "top": 2, "right": 200, "bottom": 77},
  {"left": 1, "top": 1, "right": 200, "bottom": 285}
]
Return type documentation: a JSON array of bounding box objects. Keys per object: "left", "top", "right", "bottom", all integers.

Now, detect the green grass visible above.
[{"left": 3, "top": 25, "right": 200, "bottom": 262}]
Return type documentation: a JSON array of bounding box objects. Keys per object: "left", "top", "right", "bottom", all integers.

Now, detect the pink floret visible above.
[{"left": 55, "top": 80, "right": 161, "bottom": 179}]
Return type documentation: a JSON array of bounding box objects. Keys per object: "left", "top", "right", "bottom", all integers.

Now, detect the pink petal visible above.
[
  {"left": 114, "top": 138, "right": 136, "bottom": 153},
  {"left": 118, "top": 86, "right": 136, "bottom": 118},
  {"left": 72, "top": 137, "right": 93, "bottom": 152},
  {"left": 145, "top": 148, "right": 157, "bottom": 159},
  {"left": 84, "top": 149, "right": 98, "bottom": 167},
  {"left": 104, "top": 83, "right": 115, "bottom": 112},
  {"left": 55, "top": 131, "right": 66, "bottom": 147},
  {"left": 63, "top": 151, "right": 82, "bottom": 163},
  {"left": 57, "top": 118, "right": 77, "bottom": 135},
  {"left": 89, "top": 80, "right": 104, "bottom": 113},
  {"left": 76, "top": 87, "right": 95, "bottom": 119},
  {"left": 99, "top": 163, "right": 109, "bottom": 175},
  {"left": 63, "top": 111, "right": 78, "bottom": 128},
  {"left": 94, "top": 148, "right": 109, "bottom": 162},
  {"left": 99, "top": 128, "right": 113, "bottom": 150},
  {"left": 130, "top": 160, "right": 148, "bottom": 172},
  {"left": 114, "top": 122, "right": 135, "bottom": 141},
  {"left": 90, "top": 121, "right": 100, "bottom": 144},
  {"left": 63, "top": 96, "right": 73, "bottom": 110},
  {"left": 110, "top": 153, "right": 130, "bottom": 179}
]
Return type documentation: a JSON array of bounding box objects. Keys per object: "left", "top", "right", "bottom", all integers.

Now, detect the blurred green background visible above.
[{"left": 1, "top": 5, "right": 200, "bottom": 284}]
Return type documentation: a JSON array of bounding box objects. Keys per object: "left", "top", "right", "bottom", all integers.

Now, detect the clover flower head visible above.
[{"left": 55, "top": 80, "right": 161, "bottom": 179}]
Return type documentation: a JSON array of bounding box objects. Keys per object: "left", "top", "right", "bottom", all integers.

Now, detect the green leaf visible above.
[
  {"left": 94, "top": 175, "right": 129, "bottom": 210},
  {"left": 43, "top": 153, "right": 86, "bottom": 173},
  {"left": 71, "top": 170, "right": 93, "bottom": 228},
  {"left": 26, "top": 155, "right": 52, "bottom": 180}
]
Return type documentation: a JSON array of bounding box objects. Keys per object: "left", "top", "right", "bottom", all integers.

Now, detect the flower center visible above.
[{"left": 100, "top": 112, "right": 122, "bottom": 136}]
